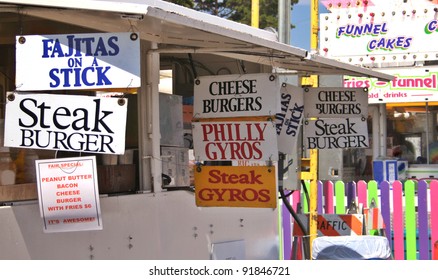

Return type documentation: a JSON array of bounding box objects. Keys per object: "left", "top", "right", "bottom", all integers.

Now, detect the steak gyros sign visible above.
[{"left": 4, "top": 93, "right": 128, "bottom": 154}]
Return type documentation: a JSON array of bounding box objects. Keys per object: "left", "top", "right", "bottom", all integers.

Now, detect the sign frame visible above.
[
  {"left": 320, "top": 9, "right": 438, "bottom": 65},
  {"left": 303, "top": 87, "right": 368, "bottom": 119},
  {"left": 192, "top": 119, "right": 278, "bottom": 161},
  {"left": 15, "top": 32, "right": 140, "bottom": 91},
  {"left": 193, "top": 73, "right": 280, "bottom": 119},
  {"left": 344, "top": 67, "right": 438, "bottom": 104},
  {"left": 194, "top": 165, "right": 277, "bottom": 208},
  {"left": 4, "top": 92, "right": 128, "bottom": 154},
  {"left": 304, "top": 117, "right": 369, "bottom": 149},
  {"left": 276, "top": 83, "right": 304, "bottom": 155}
]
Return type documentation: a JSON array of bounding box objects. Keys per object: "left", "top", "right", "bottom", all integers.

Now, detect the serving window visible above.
[{"left": 0, "top": 44, "right": 141, "bottom": 202}]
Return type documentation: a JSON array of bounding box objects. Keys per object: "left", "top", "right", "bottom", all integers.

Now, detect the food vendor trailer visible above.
[{"left": 0, "top": 0, "right": 393, "bottom": 259}]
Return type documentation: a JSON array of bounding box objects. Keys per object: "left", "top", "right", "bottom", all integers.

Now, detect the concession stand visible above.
[
  {"left": 320, "top": 0, "right": 438, "bottom": 182},
  {"left": 0, "top": 0, "right": 392, "bottom": 259}
]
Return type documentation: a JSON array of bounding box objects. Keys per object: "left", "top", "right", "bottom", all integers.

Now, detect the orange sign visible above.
[
  {"left": 194, "top": 165, "right": 277, "bottom": 208},
  {"left": 293, "top": 214, "right": 363, "bottom": 237}
]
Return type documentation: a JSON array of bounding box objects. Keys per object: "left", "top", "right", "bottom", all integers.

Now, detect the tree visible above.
[
  {"left": 167, "top": 0, "right": 194, "bottom": 8},
  {"left": 165, "top": 0, "right": 298, "bottom": 30}
]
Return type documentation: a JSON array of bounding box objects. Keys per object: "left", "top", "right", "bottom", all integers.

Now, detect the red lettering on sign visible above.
[
  {"left": 204, "top": 142, "right": 262, "bottom": 160},
  {"left": 208, "top": 169, "right": 263, "bottom": 184},
  {"left": 197, "top": 188, "right": 271, "bottom": 203}
]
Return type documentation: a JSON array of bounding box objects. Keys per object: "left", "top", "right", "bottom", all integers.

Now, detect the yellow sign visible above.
[{"left": 194, "top": 165, "right": 277, "bottom": 208}]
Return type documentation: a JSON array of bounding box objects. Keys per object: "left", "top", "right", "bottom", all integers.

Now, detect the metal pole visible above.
[
  {"left": 426, "top": 102, "right": 430, "bottom": 164},
  {"left": 308, "top": 0, "right": 319, "bottom": 259},
  {"left": 278, "top": 0, "right": 291, "bottom": 44},
  {"left": 310, "top": 0, "right": 319, "bottom": 52},
  {"left": 379, "top": 104, "right": 387, "bottom": 158}
]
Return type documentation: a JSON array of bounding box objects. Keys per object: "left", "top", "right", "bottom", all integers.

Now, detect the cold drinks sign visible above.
[{"left": 15, "top": 32, "right": 140, "bottom": 91}]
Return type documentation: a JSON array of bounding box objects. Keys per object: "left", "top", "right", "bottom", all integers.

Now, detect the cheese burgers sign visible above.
[
  {"left": 15, "top": 32, "right": 140, "bottom": 91},
  {"left": 192, "top": 74, "right": 279, "bottom": 161}
]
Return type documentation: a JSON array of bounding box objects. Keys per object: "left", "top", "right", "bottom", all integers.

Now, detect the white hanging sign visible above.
[
  {"left": 193, "top": 73, "right": 280, "bottom": 118},
  {"left": 304, "top": 117, "right": 369, "bottom": 149},
  {"left": 15, "top": 32, "right": 140, "bottom": 91},
  {"left": 303, "top": 87, "right": 368, "bottom": 118},
  {"left": 35, "top": 156, "right": 102, "bottom": 233},
  {"left": 192, "top": 120, "right": 278, "bottom": 161},
  {"left": 4, "top": 93, "right": 128, "bottom": 154},
  {"left": 275, "top": 83, "right": 304, "bottom": 154}
]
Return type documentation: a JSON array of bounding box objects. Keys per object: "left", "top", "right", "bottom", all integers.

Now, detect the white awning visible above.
[{"left": 0, "top": 0, "right": 394, "bottom": 80}]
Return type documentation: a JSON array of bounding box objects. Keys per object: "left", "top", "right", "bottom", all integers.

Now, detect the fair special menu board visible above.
[{"left": 35, "top": 156, "right": 102, "bottom": 233}]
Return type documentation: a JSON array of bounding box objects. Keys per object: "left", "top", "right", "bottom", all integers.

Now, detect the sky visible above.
[{"left": 290, "top": 0, "right": 329, "bottom": 50}]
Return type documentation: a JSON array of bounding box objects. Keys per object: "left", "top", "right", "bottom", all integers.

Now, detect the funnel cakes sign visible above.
[{"left": 320, "top": 8, "right": 438, "bottom": 64}]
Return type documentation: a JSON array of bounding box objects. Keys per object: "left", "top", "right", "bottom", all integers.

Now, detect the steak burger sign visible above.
[
  {"left": 302, "top": 87, "right": 370, "bottom": 150},
  {"left": 4, "top": 93, "right": 128, "bottom": 154}
]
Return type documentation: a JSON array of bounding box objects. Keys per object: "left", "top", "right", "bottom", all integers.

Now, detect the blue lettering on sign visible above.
[
  {"left": 42, "top": 35, "right": 119, "bottom": 58},
  {"left": 49, "top": 66, "right": 112, "bottom": 88},
  {"left": 367, "top": 37, "right": 412, "bottom": 51},
  {"left": 41, "top": 34, "right": 120, "bottom": 88},
  {"left": 335, "top": 22, "right": 414, "bottom": 52},
  {"left": 425, "top": 20, "right": 438, "bottom": 34},
  {"left": 336, "top": 23, "right": 389, "bottom": 38}
]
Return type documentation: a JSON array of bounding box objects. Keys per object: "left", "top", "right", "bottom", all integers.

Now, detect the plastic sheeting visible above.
[{"left": 312, "top": 235, "right": 392, "bottom": 260}]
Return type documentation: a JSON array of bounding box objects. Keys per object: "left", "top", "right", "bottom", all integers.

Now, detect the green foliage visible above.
[
  {"left": 167, "top": 0, "right": 195, "bottom": 8},
  {"left": 164, "top": 0, "right": 298, "bottom": 30}
]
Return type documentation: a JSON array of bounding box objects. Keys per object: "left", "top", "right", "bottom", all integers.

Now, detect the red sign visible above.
[{"left": 293, "top": 214, "right": 363, "bottom": 236}]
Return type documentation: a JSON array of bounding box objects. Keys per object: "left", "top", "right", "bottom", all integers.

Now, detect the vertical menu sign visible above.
[
  {"left": 36, "top": 156, "right": 102, "bottom": 233},
  {"left": 275, "top": 83, "right": 304, "bottom": 154}
]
